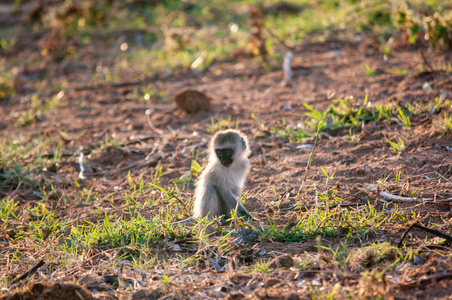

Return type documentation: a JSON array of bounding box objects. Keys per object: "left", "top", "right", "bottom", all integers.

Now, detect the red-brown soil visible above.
[{"left": 1, "top": 2, "right": 452, "bottom": 300}]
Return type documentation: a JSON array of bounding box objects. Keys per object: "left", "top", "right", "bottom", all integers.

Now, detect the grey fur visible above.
[
  {"left": 193, "top": 130, "right": 252, "bottom": 220},
  {"left": 173, "top": 130, "right": 253, "bottom": 226}
]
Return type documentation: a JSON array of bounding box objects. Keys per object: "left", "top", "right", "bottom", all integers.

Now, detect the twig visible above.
[
  {"left": 145, "top": 108, "right": 164, "bottom": 135},
  {"left": 10, "top": 259, "right": 45, "bottom": 285},
  {"left": 282, "top": 51, "right": 294, "bottom": 86},
  {"left": 420, "top": 50, "right": 435, "bottom": 73},
  {"left": 398, "top": 223, "right": 452, "bottom": 248},
  {"left": 39, "top": 153, "right": 75, "bottom": 158},
  {"left": 170, "top": 191, "right": 189, "bottom": 217},
  {"left": 397, "top": 223, "right": 416, "bottom": 248},
  {"left": 261, "top": 147, "right": 268, "bottom": 165},
  {"left": 78, "top": 153, "right": 86, "bottom": 179},
  {"left": 277, "top": 187, "right": 294, "bottom": 208},
  {"left": 419, "top": 274, "right": 452, "bottom": 285},
  {"left": 436, "top": 171, "right": 452, "bottom": 184},
  {"left": 73, "top": 80, "right": 144, "bottom": 91},
  {"left": 297, "top": 123, "right": 322, "bottom": 196},
  {"left": 364, "top": 184, "right": 432, "bottom": 202},
  {"left": 125, "top": 134, "right": 157, "bottom": 146}
]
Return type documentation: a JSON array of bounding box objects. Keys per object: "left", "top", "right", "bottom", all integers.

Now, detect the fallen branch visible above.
[
  {"left": 419, "top": 274, "right": 452, "bottom": 286},
  {"left": 398, "top": 223, "right": 452, "bottom": 248},
  {"left": 11, "top": 259, "right": 45, "bottom": 285},
  {"left": 364, "top": 184, "right": 432, "bottom": 202},
  {"left": 73, "top": 80, "right": 144, "bottom": 91}
]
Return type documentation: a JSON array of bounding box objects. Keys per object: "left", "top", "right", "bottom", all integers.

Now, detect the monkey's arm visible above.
[{"left": 213, "top": 184, "right": 254, "bottom": 221}]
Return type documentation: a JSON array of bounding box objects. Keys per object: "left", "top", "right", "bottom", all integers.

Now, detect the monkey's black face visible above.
[{"left": 215, "top": 147, "right": 234, "bottom": 167}]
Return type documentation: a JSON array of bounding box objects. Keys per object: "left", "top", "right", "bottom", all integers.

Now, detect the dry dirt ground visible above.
[{"left": 1, "top": 3, "right": 452, "bottom": 300}]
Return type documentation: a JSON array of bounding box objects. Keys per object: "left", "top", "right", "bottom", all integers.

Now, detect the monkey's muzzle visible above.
[
  {"left": 219, "top": 157, "right": 233, "bottom": 167},
  {"left": 216, "top": 148, "right": 234, "bottom": 167}
]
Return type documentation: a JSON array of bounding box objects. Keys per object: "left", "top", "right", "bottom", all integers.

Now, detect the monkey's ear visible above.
[{"left": 240, "top": 137, "right": 247, "bottom": 150}]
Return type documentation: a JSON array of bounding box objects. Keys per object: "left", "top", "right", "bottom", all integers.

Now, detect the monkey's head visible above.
[{"left": 211, "top": 129, "right": 250, "bottom": 167}]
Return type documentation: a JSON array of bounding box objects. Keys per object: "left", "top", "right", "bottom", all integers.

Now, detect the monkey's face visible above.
[{"left": 215, "top": 147, "right": 234, "bottom": 167}]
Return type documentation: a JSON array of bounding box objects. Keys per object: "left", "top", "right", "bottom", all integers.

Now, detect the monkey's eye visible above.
[
  {"left": 223, "top": 149, "right": 232, "bottom": 156},
  {"left": 216, "top": 148, "right": 233, "bottom": 158}
]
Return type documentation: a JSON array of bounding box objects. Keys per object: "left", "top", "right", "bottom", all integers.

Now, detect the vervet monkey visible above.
[{"left": 173, "top": 129, "right": 254, "bottom": 225}]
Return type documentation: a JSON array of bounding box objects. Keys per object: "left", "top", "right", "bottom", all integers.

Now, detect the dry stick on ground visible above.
[
  {"left": 297, "top": 123, "right": 322, "bottom": 196},
  {"left": 436, "top": 171, "right": 452, "bottom": 184},
  {"left": 397, "top": 223, "right": 452, "bottom": 248},
  {"left": 10, "top": 259, "right": 45, "bottom": 285},
  {"left": 364, "top": 184, "right": 432, "bottom": 202},
  {"left": 277, "top": 187, "right": 294, "bottom": 208},
  {"left": 125, "top": 134, "right": 157, "bottom": 146},
  {"left": 419, "top": 274, "right": 452, "bottom": 286},
  {"left": 73, "top": 80, "right": 145, "bottom": 91},
  {"left": 420, "top": 50, "right": 435, "bottom": 73},
  {"left": 291, "top": 202, "right": 366, "bottom": 212},
  {"left": 365, "top": 184, "right": 452, "bottom": 203},
  {"left": 170, "top": 191, "right": 189, "bottom": 217},
  {"left": 145, "top": 108, "right": 164, "bottom": 135}
]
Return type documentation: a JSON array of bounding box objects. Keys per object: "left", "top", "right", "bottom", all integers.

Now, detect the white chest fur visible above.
[{"left": 215, "top": 157, "right": 249, "bottom": 196}]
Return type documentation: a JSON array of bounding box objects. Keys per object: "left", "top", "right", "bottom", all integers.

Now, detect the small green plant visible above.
[
  {"left": 348, "top": 128, "right": 362, "bottom": 144},
  {"left": 386, "top": 138, "right": 406, "bottom": 154},
  {"left": 15, "top": 94, "right": 61, "bottom": 127},
  {"left": 162, "top": 262, "right": 173, "bottom": 293},
  {"left": 423, "top": 12, "right": 452, "bottom": 50},
  {"left": 395, "top": 5, "right": 452, "bottom": 50},
  {"left": 395, "top": 171, "right": 402, "bottom": 185},
  {"left": 206, "top": 116, "right": 232, "bottom": 133},
  {"left": 320, "top": 167, "right": 335, "bottom": 185},
  {"left": 384, "top": 68, "right": 411, "bottom": 76},
  {"left": 438, "top": 113, "right": 452, "bottom": 138},
  {"left": 250, "top": 260, "right": 273, "bottom": 274},
  {"left": 397, "top": 107, "right": 411, "bottom": 128},
  {"left": 174, "top": 159, "right": 202, "bottom": 188},
  {"left": 251, "top": 113, "right": 266, "bottom": 131},
  {"left": 364, "top": 64, "right": 375, "bottom": 77},
  {"left": 376, "top": 104, "right": 393, "bottom": 124},
  {"left": 141, "top": 84, "right": 168, "bottom": 102},
  {"left": 380, "top": 36, "right": 394, "bottom": 57},
  {"left": 0, "top": 37, "right": 16, "bottom": 51},
  {"left": 190, "top": 160, "right": 202, "bottom": 175}
]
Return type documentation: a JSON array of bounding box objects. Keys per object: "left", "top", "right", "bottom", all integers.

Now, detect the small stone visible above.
[
  {"left": 233, "top": 228, "right": 259, "bottom": 245},
  {"left": 441, "top": 92, "right": 450, "bottom": 98},
  {"left": 326, "top": 115, "right": 333, "bottom": 128},
  {"left": 422, "top": 82, "right": 432, "bottom": 90},
  {"left": 103, "top": 274, "right": 119, "bottom": 289},
  {"left": 413, "top": 255, "right": 424, "bottom": 266}
]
